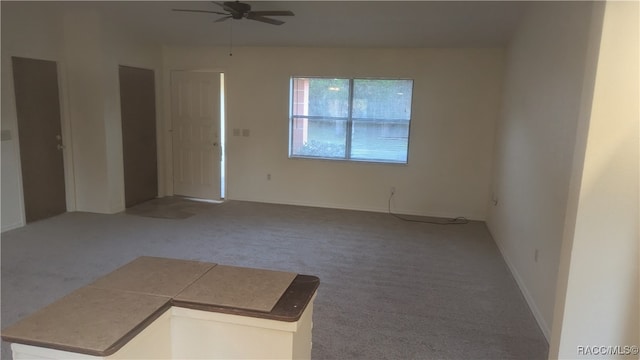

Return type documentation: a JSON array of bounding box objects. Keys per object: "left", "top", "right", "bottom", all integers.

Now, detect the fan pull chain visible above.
[{"left": 229, "top": 21, "right": 233, "bottom": 56}]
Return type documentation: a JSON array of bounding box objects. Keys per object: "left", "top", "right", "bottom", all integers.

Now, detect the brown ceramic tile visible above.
[
  {"left": 89, "top": 256, "right": 215, "bottom": 297},
  {"left": 269, "top": 274, "right": 320, "bottom": 320},
  {"left": 1, "top": 286, "right": 170, "bottom": 356},
  {"left": 175, "top": 265, "right": 297, "bottom": 312}
]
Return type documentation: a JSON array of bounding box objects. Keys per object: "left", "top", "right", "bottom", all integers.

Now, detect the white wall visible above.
[
  {"left": 550, "top": 1, "right": 639, "bottom": 358},
  {"left": 486, "top": 2, "right": 596, "bottom": 339},
  {"left": 1, "top": 3, "right": 162, "bottom": 230},
  {"left": 163, "top": 46, "right": 504, "bottom": 219}
]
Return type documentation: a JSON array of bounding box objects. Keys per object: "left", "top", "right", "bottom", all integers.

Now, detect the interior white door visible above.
[{"left": 171, "top": 71, "right": 221, "bottom": 200}]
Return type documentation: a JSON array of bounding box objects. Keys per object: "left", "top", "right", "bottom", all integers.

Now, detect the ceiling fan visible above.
[{"left": 173, "top": 1, "right": 295, "bottom": 26}]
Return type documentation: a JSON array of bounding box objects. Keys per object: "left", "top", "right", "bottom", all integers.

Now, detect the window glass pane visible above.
[
  {"left": 291, "top": 117, "right": 346, "bottom": 158},
  {"left": 351, "top": 119, "right": 409, "bottom": 163},
  {"left": 290, "top": 77, "right": 413, "bottom": 164},
  {"left": 292, "top": 78, "right": 349, "bottom": 118},
  {"left": 352, "top": 79, "right": 413, "bottom": 120}
]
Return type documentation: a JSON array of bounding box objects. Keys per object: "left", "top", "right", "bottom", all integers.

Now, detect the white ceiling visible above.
[{"left": 38, "top": 1, "right": 528, "bottom": 48}]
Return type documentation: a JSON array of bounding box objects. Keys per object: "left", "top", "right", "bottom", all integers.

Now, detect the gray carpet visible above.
[
  {"left": 1, "top": 200, "right": 548, "bottom": 359},
  {"left": 125, "top": 196, "right": 219, "bottom": 219}
]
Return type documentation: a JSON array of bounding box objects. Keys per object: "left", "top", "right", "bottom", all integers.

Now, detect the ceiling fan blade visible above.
[
  {"left": 214, "top": 15, "right": 232, "bottom": 23},
  {"left": 248, "top": 10, "right": 295, "bottom": 17},
  {"left": 246, "top": 14, "right": 285, "bottom": 25},
  {"left": 211, "top": 1, "right": 230, "bottom": 10},
  {"left": 172, "top": 9, "right": 228, "bottom": 15}
]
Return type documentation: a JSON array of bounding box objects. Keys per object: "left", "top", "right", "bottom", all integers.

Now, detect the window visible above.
[{"left": 289, "top": 77, "right": 413, "bottom": 163}]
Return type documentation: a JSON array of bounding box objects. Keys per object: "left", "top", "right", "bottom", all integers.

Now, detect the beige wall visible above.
[
  {"left": 163, "top": 46, "right": 504, "bottom": 219},
  {"left": 550, "top": 1, "right": 639, "bottom": 358},
  {"left": 1, "top": 3, "right": 162, "bottom": 229},
  {"left": 62, "top": 10, "right": 112, "bottom": 213},
  {"left": 1, "top": 2, "right": 68, "bottom": 231},
  {"left": 62, "top": 10, "right": 162, "bottom": 214},
  {"left": 2, "top": 1, "right": 637, "bottom": 355},
  {"left": 486, "top": 2, "right": 595, "bottom": 339},
  {"left": 102, "top": 16, "right": 164, "bottom": 212}
]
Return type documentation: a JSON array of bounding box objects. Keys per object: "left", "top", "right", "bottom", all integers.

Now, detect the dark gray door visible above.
[
  {"left": 12, "top": 57, "right": 66, "bottom": 223},
  {"left": 119, "top": 66, "right": 158, "bottom": 208}
]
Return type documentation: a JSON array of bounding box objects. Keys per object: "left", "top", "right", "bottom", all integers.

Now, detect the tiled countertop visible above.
[
  {"left": 1, "top": 256, "right": 320, "bottom": 356},
  {"left": 1, "top": 286, "right": 171, "bottom": 355},
  {"left": 175, "top": 264, "right": 297, "bottom": 312},
  {"left": 89, "top": 256, "right": 215, "bottom": 297}
]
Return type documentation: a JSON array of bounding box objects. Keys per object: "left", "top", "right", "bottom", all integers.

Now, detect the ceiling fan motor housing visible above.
[{"left": 225, "top": 1, "right": 251, "bottom": 19}]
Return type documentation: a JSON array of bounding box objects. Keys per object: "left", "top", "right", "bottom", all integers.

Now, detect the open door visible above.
[
  {"left": 171, "top": 71, "right": 222, "bottom": 200},
  {"left": 12, "top": 57, "right": 66, "bottom": 223}
]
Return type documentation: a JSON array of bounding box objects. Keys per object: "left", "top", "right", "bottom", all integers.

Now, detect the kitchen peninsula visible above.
[{"left": 2, "top": 256, "right": 319, "bottom": 359}]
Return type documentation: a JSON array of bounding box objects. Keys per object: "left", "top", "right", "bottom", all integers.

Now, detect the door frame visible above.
[
  {"left": 166, "top": 68, "right": 227, "bottom": 201},
  {"left": 5, "top": 55, "right": 76, "bottom": 229}
]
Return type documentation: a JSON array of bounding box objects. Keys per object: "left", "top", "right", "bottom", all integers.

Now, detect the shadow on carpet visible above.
[{"left": 125, "top": 197, "right": 220, "bottom": 219}]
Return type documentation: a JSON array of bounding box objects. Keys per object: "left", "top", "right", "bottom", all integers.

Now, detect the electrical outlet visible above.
[
  {"left": 390, "top": 186, "right": 396, "bottom": 195},
  {"left": 534, "top": 249, "right": 539, "bottom": 262},
  {"left": 267, "top": 173, "right": 271, "bottom": 181}
]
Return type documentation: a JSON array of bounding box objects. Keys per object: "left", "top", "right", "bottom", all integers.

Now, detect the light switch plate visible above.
[
  {"left": 232, "top": 128, "right": 241, "bottom": 136},
  {"left": 242, "top": 129, "right": 250, "bottom": 137}
]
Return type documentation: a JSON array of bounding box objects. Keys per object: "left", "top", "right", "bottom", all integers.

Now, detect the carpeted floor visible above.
[
  {"left": 1, "top": 200, "right": 548, "bottom": 359},
  {"left": 125, "top": 196, "right": 220, "bottom": 219}
]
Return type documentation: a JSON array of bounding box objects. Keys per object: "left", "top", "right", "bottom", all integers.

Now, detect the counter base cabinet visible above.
[
  {"left": 4, "top": 258, "right": 320, "bottom": 360},
  {"left": 12, "top": 344, "right": 102, "bottom": 360},
  {"left": 11, "top": 309, "right": 173, "bottom": 360},
  {"left": 171, "top": 297, "right": 314, "bottom": 359},
  {"left": 9, "top": 302, "right": 314, "bottom": 360}
]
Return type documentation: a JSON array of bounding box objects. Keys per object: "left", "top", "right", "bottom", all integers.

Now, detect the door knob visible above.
[{"left": 57, "top": 144, "right": 65, "bottom": 150}]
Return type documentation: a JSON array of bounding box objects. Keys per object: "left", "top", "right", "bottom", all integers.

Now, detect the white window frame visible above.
[{"left": 288, "top": 76, "right": 414, "bottom": 164}]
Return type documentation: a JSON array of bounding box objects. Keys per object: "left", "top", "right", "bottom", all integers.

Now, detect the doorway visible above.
[
  {"left": 170, "top": 71, "right": 224, "bottom": 201},
  {"left": 12, "top": 57, "right": 67, "bottom": 223},
  {"left": 119, "top": 65, "right": 158, "bottom": 208}
]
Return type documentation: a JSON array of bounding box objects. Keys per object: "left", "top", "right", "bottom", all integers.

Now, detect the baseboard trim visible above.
[
  {"left": 1, "top": 221, "right": 24, "bottom": 233},
  {"left": 226, "top": 196, "right": 485, "bottom": 221},
  {"left": 489, "top": 228, "right": 551, "bottom": 342}
]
